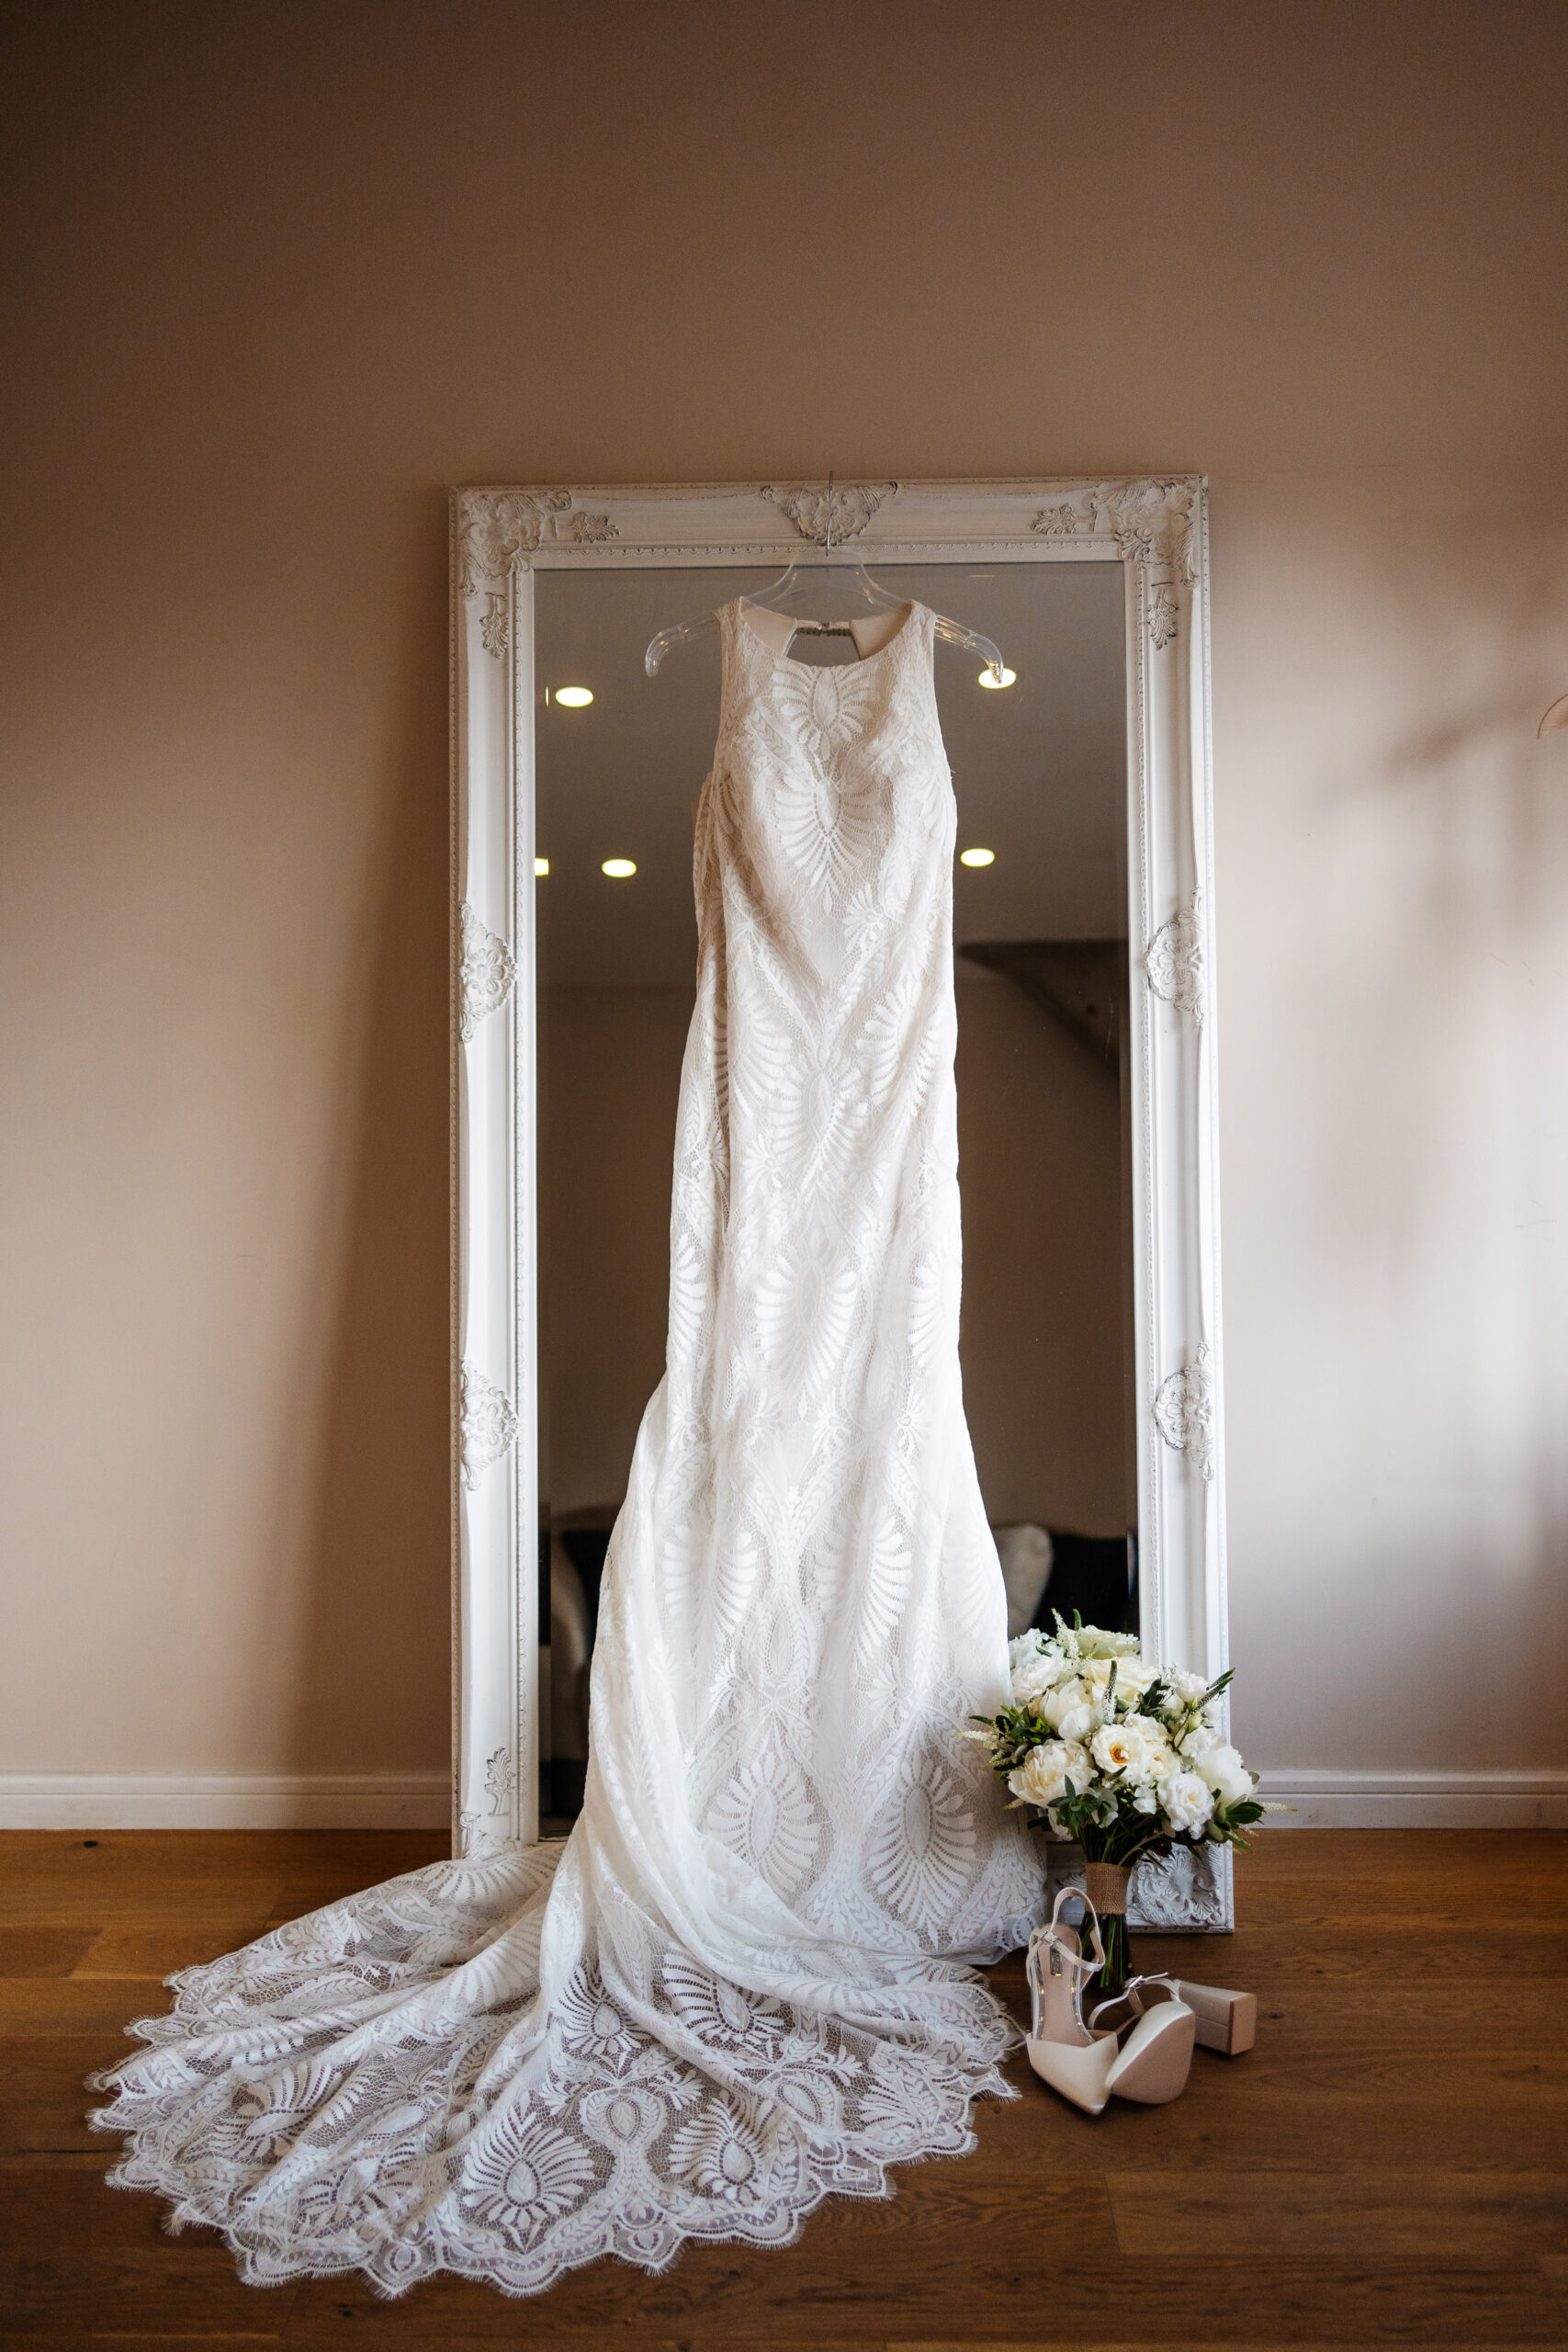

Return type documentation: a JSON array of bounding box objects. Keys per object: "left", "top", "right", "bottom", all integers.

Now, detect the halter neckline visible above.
[{"left": 734, "top": 596, "right": 920, "bottom": 670}]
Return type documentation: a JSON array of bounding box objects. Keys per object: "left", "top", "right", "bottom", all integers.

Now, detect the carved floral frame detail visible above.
[{"left": 450, "top": 479, "right": 1231, "bottom": 1927}]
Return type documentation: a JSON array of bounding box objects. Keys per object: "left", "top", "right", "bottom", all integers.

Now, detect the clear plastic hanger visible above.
[{"left": 644, "top": 475, "right": 1006, "bottom": 682}]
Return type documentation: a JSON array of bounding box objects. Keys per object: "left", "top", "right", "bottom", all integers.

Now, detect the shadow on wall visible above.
[{"left": 286, "top": 491, "right": 453, "bottom": 1777}]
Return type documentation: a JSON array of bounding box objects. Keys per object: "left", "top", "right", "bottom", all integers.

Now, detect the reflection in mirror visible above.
[{"left": 535, "top": 564, "right": 1132, "bottom": 1819}]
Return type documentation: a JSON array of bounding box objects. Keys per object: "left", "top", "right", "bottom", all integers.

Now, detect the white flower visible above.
[
  {"left": 1010, "top": 1650, "right": 1065, "bottom": 1707},
  {"left": 1090, "top": 1714, "right": 1167, "bottom": 1783},
  {"left": 1181, "top": 1723, "right": 1224, "bottom": 1762},
  {"left": 1008, "top": 1630, "right": 1049, "bottom": 1670},
  {"left": 1039, "top": 1676, "right": 1084, "bottom": 1726},
  {"left": 1080, "top": 1654, "right": 1157, "bottom": 1709},
  {"left": 1193, "top": 1740, "right": 1254, "bottom": 1809},
  {"left": 1039, "top": 1679, "right": 1098, "bottom": 1743},
  {"left": 1075, "top": 1626, "right": 1143, "bottom": 1659},
  {"left": 1133, "top": 1783, "right": 1160, "bottom": 1814},
  {"left": 1165, "top": 1668, "right": 1211, "bottom": 1706},
  {"left": 1008, "top": 1739, "right": 1093, "bottom": 1809},
  {"left": 1157, "top": 1769, "right": 1215, "bottom": 1838}
]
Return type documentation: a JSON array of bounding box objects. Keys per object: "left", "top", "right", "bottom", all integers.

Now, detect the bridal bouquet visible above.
[{"left": 972, "top": 1615, "right": 1264, "bottom": 1989}]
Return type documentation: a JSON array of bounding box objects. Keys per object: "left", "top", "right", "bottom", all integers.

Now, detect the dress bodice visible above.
[{"left": 700, "top": 598, "right": 953, "bottom": 989}]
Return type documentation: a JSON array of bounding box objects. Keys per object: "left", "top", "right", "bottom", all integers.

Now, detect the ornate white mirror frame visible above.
[{"left": 449, "top": 478, "right": 1230, "bottom": 1928}]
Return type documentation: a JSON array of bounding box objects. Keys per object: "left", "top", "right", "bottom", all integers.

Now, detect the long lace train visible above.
[{"left": 90, "top": 1835, "right": 1032, "bottom": 2294}]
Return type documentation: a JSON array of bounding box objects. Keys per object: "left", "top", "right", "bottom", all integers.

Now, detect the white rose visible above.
[
  {"left": 1090, "top": 1714, "right": 1167, "bottom": 1783},
  {"left": 1076, "top": 1626, "right": 1143, "bottom": 1659},
  {"left": 1079, "top": 1654, "right": 1156, "bottom": 1710},
  {"left": 1072, "top": 1656, "right": 1161, "bottom": 1731},
  {"left": 1040, "top": 1677, "right": 1088, "bottom": 1729},
  {"left": 1010, "top": 1651, "right": 1064, "bottom": 1707},
  {"left": 1008, "top": 1631, "right": 1048, "bottom": 1670},
  {"left": 1008, "top": 1739, "right": 1093, "bottom": 1809},
  {"left": 1165, "top": 1668, "right": 1211, "bottom": 1706},
  {"left": 1157, "top": 1768, "right": 1215, "bottom": 1838},
  {"left": 1040, "top": 1679, "right": 1099, "bottom": 1744},
  {"left": 1193, "top": 1741, "right": 1254, "bottom": 1809},
  {"left": 1121, "top": 1664, "right": 1158, "bottom": 1709},
  {"left": 1180, "top": 1722, "right": 1224, "bottom": 1760}
]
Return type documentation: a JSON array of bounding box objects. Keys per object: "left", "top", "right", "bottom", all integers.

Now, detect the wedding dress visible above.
[{"left": 90, "top": 596, "right": 1043, "bottom": 2296}]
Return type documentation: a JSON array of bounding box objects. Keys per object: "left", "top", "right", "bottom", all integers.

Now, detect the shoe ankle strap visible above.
[
  {"left": 1029, "top": 1900, "right": 1107, "bottom": 1985},
  {"left": 1087, "top": 1971, "right": 1178, "bottom": 2032},
  {"left": 1030, "top": 1928, "right": 1100, "bottom": 1980}
]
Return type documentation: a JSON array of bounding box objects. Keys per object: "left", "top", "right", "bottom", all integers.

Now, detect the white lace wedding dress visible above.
[{"left": 90, "top": 596, "right": 1043, "bottom": 2296}]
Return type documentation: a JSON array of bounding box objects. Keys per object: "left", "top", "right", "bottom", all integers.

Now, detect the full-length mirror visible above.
[{"left": 454, "top": 481, "right": 1227, "bottom": 1927}]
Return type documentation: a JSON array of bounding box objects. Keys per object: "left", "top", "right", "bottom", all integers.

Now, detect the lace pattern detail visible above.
[{"left": 91, "top": 599, "right": 1043, "bottom": 2295}]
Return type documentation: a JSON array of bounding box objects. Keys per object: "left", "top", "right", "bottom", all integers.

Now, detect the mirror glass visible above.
[{"left": 534, "top": 563, "right": 1134, "bottom": 1818}]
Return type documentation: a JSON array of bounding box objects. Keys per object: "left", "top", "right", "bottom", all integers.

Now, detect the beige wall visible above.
[{"left": 3, "top": 1, "right": 1565, "bottom": 1784}]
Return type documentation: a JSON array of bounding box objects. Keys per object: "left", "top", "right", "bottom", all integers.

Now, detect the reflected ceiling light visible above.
[
  {"left": 977, "top": 666, "right": 1017, "bottom": 690},
  {"left": 959, "top": 847, "right": 996, "bottom": 868},
  {"left": 554, "top": 685, "right": 593, "bottom": 707},
  {"left": 534, "top": 856, "right": 549, "bottom": 876},
  {"left": 601, "top": 857, "right": 637, "bottom": 878}
]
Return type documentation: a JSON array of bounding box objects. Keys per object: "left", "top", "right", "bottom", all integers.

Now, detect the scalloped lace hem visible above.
[
  {"left": 90, "top": 2051, "right": 1020, "bottom": 2299},
  {"left": 85, "top": 1851, "right": 1037, "bottom": 2300}
]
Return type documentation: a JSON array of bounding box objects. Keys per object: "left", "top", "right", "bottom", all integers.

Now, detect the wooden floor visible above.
[{"left": 1, "top": 1826, "right": 1564, "bottom": 2348}]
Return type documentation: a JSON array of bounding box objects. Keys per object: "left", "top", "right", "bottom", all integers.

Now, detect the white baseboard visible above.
[
  {"left": 2, "top": 1767, "right": 1562, "bottom": 1834},
  {"left": 1257, "top": 1769, "right": 1568, "bottom": 1828},
  {"left": 0, "top": 1771, "right": 451, "bottom": 1831}
]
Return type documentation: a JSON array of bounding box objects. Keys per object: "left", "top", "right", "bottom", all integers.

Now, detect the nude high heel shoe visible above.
[
  {"left": 1025, "top": 1888, "right": 1196, "bottom": 2116},
  {"left": 1087, "top": 1974, "right": 1198, "bottom": 2104},
  {"left": 1025, "top": 1889, "right": 1118, "bottom": 2114}
]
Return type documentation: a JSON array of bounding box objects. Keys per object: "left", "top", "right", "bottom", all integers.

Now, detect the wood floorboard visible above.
[
  {"left": 0, "top": 2153, "right": 198, "bottom": 2247},
  {"left": 0, "top": 2246, "right": 300, "bottom": 2334},
  {"left": 2, "top": 2033, "right": 120, "bottom": 2156},
  {"left": 70, "top": 1923, "right": 281, "bottom": 1981},
  {"left": 1108, "top": 2167, "right": 1568, "bottom": 2260},
  {"left": 0, "top": 1928, "right": 97, "bottom": 1979},
  {"left": 0, "top": 1827, "right": 1562, "bottom": 2345},
  {"left": 276, "top": 2256, "right": 1568, "bottom": 2343},
  {"left": 0, "top": 1976, "right": 206, "bottom": 2037},
  {"left": 0, "top": 2339, "right": 290, "bottom": 2350},
  {"left": 1542, "top": 2251, "right": 1568, "bottom": 2317}
]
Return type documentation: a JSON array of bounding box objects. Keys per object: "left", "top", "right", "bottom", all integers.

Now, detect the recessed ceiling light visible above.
[
  {"left": 601, "top": 858, "right": 637, "bottom": 878},
  {"left": 977, "top": 667, "right": 1017, "bottom": 690},
  {"left": 534, "top": 856, "right": 549, "bottom": 876},
  {"left": 554, "top": 685, "right": 593, "bottom": 707},
  {"left": 959, "top": 847, "right": 996, "bottom": 868}
]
